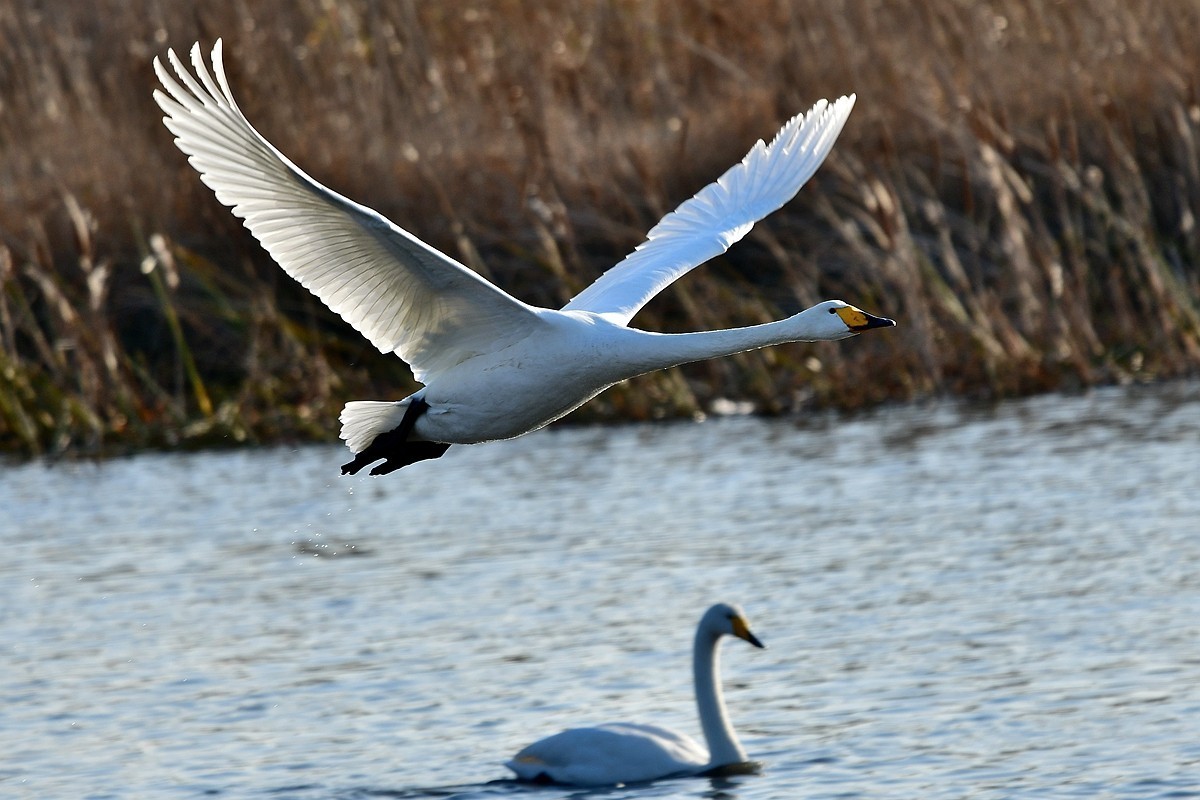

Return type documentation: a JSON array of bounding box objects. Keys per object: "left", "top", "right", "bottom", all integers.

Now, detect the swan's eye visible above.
[{"left": 828, "top": 308, "right": 837, "bottom": 314}]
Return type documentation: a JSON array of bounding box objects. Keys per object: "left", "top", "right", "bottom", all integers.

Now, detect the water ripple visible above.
[{"left": 2, "top": 383, "right": 1198, "bottom": 798}]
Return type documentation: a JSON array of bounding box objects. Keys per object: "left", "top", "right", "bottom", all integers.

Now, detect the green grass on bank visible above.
[{"left": 2, "top": 0, "right": 1198, "bottom": 457}]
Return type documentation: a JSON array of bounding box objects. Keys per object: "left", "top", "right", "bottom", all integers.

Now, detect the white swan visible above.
[
  {"left": 506, "top": 603, "right": 765, "bottom": 787},
  {"left": 153, "top": 41, "right": 894, "bottom": 475}
]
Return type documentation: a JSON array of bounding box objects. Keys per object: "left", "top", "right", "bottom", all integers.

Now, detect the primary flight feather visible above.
[{"left": 153, "top": 40, "right": 894, "bottom": 475}]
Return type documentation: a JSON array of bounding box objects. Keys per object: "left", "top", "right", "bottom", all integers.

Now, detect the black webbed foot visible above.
[
  {"left": 341, "top": 425, "right": 412, "bottom": 475},
  {"left": 364, "top": 441, "right": 451, "bottom": 475},
  {"left": 340, "top": 397, "right": 449, "bottom": 475}
]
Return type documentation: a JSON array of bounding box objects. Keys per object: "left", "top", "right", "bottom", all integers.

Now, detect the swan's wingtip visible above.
[{"left": 165, "top": 45, "right": 185, "bottom": 73}]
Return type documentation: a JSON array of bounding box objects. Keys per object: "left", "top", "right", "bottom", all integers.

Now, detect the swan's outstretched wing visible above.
[
  {"left": 563, "top": 95, "right": 855, "bottom": 325},
  {"left": 153, "top": 41, "right": 543, "bottom": 383}
]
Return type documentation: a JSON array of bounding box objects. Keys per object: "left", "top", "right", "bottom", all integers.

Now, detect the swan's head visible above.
[
  {"left": 802, "top": 300, "right": 896, "bottom": 341},
  {"left": 703, "top": 603, "right": 765, "bottom": 649}
]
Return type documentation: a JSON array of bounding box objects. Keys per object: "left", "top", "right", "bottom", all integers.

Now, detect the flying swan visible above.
[
  {"left": 506, "top": 603, "right": 765, "bottom": 786},
  {"left": 153, "top": 41, "right": 894, "bottom": 475}
]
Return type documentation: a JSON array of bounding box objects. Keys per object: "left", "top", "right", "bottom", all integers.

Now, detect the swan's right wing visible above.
[
  {"left": 563, "top": 96, "right": 855, "bottom": 326},
  {"left": 153, "top": 41, "right": 544, "bottom": 384}
]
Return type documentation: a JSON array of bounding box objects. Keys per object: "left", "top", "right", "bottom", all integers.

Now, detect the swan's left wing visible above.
[
  {"left": 563, "top": 96, "right": 855, "bottom": 326},
  {"left": 507, "top": 723, "right": 706, "bottom": 786},
  {"left": 153, "top": 41, "right": 543, "bottom": 384}
]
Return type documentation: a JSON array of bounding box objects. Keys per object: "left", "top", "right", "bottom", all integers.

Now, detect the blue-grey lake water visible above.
[{"left": 3, "top": 383, "right": 1199, "bottom": 799}]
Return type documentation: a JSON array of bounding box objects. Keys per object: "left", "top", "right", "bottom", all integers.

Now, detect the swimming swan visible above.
[
  {"left": 506, "top": 603, "right": 765, "bottom": 786},
  {"left": 153, "top": 41, "right": 894, "bottom": 475}
]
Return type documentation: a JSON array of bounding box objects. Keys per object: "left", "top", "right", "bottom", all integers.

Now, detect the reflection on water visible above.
[{"left": 2, "top": 383, "right": 1199, "bottom": 799}]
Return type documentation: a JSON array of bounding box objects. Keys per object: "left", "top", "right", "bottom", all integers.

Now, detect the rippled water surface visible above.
[{"left": 3, "top": 383, "right": 1199, "bottom": 799}]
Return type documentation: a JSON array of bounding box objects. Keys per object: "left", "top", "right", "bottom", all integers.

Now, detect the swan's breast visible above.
[{"left": 416, "top": 314, "right": 635, "bottom": 443}]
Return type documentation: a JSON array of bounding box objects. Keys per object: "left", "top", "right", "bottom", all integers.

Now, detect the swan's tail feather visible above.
[
  {"left": 339, "top": 400, "right": 409, "bottom": 453},
  {"left": 339, "top": 398, "right": 451, "bottom": 475}
]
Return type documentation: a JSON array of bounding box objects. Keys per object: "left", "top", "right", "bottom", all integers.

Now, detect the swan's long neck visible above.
[
  {"left": 614, "top": 312, "right": 830, "bottom": 378},
  {"left": 693, "top": 628, "right": 747, "bottom": 768}
]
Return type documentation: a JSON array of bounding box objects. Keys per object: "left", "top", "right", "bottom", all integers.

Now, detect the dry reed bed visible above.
[{"left": 1, "top": 0, "right": 1198, "bottom": 456}]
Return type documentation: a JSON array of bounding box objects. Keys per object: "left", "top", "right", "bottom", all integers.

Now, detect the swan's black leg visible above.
[
  {"left": 340, "top": 397, "right": 450, "bottom": 475},
  {"left": 366, "top": 441, "right": 450, "bottom": 475}
]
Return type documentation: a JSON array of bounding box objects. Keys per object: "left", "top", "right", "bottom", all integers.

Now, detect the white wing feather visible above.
[
  {"left": 507, "top": 723, "right": 707, "bottom": 786},
  {"left": 563, "top": 95, "right": 855, "bottom": 325},
  {"left": 153, "top": 40, "right": 543, "bottom": 383}
]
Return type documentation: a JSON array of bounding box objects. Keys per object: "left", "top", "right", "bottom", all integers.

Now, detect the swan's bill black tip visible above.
[
  {"left": 731, "top": 615, "right": 764, "bottom": 648},
  {"left": 834, "top": 306, "right": 894, "bottom": 332},
  {"left": 850, "top": 311, "right": 896, "bottom": 332}
]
